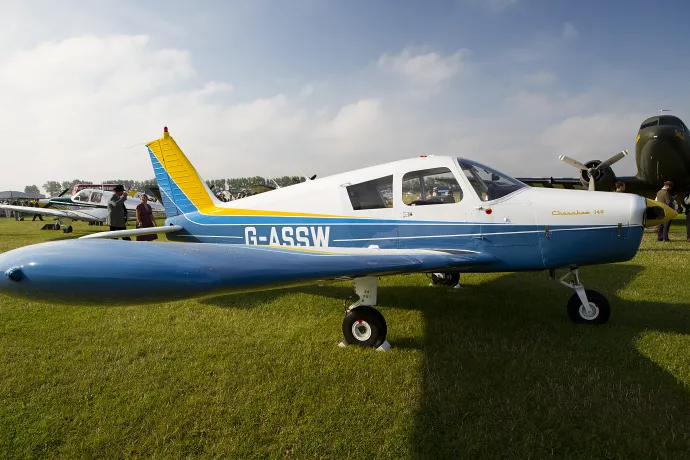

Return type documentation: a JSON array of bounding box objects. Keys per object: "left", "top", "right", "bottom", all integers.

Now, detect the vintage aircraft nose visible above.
[{"left": 644, "top": 198, "right": 678, "bottom": 227}]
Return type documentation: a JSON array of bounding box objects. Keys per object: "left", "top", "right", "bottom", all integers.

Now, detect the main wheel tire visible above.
[
  {"left": 567, "top": 290, "right": 610, "bottom": 324},
  {"left": 54, "top": 224, "right": 61, "bottom": 231},
  {"left": 431, "top": 272, "right": 460, "bottom": 287},
  {"left": 342, "top": 306, "right": 387, "bottom": 348}
]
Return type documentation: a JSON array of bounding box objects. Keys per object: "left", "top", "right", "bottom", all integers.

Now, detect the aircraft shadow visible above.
[
  {"left": 639, "top": 247, "right": 690, "bottom": 252},
  {"left": 202, "top": 265, "right": 690, "bottom": 457}
]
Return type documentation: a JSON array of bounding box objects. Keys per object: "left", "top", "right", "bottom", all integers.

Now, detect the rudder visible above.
[{"left": 146, "top": 127, "right": 218, "bottom": 217}]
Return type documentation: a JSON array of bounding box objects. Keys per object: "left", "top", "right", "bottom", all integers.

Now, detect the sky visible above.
[{"left": 0, "top": 0, "right": 689, "bottom": 193}]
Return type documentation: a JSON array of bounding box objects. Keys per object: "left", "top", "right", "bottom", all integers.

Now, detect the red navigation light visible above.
[
  {"left": 420, "top": 155, "right": 427, "bottom": 158},
  {"left": 486, "top": 208, "right": 493, "bottom": 215},
  {"left": 163, "top": 126, "right": 168, "bottom": 132}
]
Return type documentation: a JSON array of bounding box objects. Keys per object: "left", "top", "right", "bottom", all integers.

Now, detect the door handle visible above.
[{"left": 402, "top": 212, "right": 413, "bottom": 217}]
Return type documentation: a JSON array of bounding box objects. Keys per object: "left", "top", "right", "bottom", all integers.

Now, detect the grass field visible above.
[{"left": 1, "top": 216, "right": 690, "bottom": 459}]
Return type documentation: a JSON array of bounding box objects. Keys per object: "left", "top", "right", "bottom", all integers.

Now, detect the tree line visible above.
[{"left": 31, "top": 176, "right": 306, "bottom": 197}]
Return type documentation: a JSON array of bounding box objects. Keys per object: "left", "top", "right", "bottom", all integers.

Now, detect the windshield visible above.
[{"left": 457, "top": 158, "right": 527, "bottom": 201}]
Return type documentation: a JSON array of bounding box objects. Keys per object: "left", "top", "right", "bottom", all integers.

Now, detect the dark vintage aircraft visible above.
[{"left": 518, "top": 113, "right": 690, "bottom": 197}]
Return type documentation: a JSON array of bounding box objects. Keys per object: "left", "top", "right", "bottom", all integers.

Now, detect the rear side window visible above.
[{"left": 346, "top": 175, "right": 393, "bottom": 210}]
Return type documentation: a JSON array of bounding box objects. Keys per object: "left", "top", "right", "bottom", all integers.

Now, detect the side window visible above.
[
  {"left": 346, "top": 175, "right": 393, "bottom": 210},
  {"left": 75, "top": 190, "right": 90, "bottom": 202},
  {"left": 402, "top": 168, "right": 463, "bottom": 206},
  {"left": 90, "top": 192, "right": 103, "bottom": 203}
]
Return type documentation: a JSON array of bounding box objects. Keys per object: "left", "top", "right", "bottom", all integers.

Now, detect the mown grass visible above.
[{"left": 1, "top": 217, "right": 690, "bottom": 458}]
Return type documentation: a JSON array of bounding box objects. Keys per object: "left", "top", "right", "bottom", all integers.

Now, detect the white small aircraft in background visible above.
[
  {"left": 0, "top": 127, "right": 677, "bottom": 350},
  {"left": 0, "top": 188, "right": 165, "bottom": 232}
]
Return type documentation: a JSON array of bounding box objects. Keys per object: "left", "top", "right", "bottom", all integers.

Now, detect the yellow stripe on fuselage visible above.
[{"left": 146, "top": 130, "right": 353, "bottom": 218}]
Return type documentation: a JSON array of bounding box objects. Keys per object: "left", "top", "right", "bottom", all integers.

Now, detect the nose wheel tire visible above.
[
  {"left": 63, "top": 226, "right": 73, "bottom": 233},
  {"left": 342, "top": 306, "right": 388, "bottom": 348},
  {"left": 431, "top": 272, "right": 460, "bottom": 287},
  {"left": 567, "top": 290, "right": 610, "bottom": 324}
]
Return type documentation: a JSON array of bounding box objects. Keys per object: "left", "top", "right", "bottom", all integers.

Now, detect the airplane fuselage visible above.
[{"left": 159, "top": 155, "right": 649, "bottom": 272}]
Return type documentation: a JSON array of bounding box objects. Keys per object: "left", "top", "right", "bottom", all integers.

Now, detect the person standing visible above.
[
  {"left": 107, "top": 184, "right": 130, "bottom": 240},
  {"left": 656, "top": 181, "right": 673, "bottom": 242},
  {"left": 32, "top": 200, "right": 43, "bottom": 221},
  {"left": 135, "top": 195, "right": 158, "bottom": 241},
  {"left": 615, "top": 181, "right": 626, "bottom": 192}
]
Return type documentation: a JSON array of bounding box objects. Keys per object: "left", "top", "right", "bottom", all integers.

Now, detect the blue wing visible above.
[{"left": 0, "top": 240, "right": 496, "bottom": 305}]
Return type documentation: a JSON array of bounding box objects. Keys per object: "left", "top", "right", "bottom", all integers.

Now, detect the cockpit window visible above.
[
  {"left": 640, "top": 119, "right": 659, "bottom": 130},
  {"left": 75, "top": 190, "right": 90, "bottom": 202},
  {"left": 659, "top": 116, "right": 686, "bottom": 130},
  {"left": 90, "top": 192, "right": 103, "bottom": 203},
  {"left": 457, "top": 159, "right": 527, "bottom": 201}
]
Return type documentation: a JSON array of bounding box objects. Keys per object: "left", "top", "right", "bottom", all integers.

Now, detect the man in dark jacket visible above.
[
  {"left": 656, "top": 181, "right": 673, "bottom": 241},
  {"left": 106, "top": 185, "right": 130, "bottom": 240},
  {"left": 32, "top": 200, "right": 43, "bottom": 221}
]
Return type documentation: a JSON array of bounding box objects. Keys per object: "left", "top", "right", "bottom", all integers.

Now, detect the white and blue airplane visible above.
[
  {"left": 0, "top": 188, "right": 165, "bottom": 233},
  {"left": 0, "top": 127, "right": 677, "bottom": 349}
]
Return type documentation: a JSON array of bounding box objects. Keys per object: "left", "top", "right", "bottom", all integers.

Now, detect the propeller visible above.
[{"left": 558, "top": 150, "right": 629, "bottom": 191}]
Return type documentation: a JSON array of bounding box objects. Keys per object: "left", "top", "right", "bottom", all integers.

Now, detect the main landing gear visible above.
[
  {"left": 53, "top": 219, "right": 73, "bottom": 233},
  {"left": 553, "top": 267, "right": 610, "bottom": 324},
  {"left": 430, "top": 272, "right": 461, "bottom": 289},
  {"left": 339, "top": 277, "right": 391, "bottom": 351}
]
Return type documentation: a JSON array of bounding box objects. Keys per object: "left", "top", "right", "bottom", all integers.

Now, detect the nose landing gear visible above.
[{"left": 554, "top": 267, "right": 611, "bottom": 324}]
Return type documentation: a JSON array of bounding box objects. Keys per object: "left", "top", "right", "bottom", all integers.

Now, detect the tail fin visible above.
[{"left": 145, "top": 127, "right": 218, "bottom": 217}]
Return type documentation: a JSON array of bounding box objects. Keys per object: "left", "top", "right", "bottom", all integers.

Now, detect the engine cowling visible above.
[{"left": 579, "top": 160, "right": 616, "bottom": 191}]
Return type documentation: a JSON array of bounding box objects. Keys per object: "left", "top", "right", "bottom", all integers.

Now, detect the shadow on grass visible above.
[
  {"left": 639, "top": 247, "right": 690, "bottom": 251},
  {"left": 202, "top": 264, "right": 690, "bottom": 457}
]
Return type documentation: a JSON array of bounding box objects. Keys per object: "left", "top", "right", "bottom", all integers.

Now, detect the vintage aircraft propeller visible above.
[{"left": 558, "top": 150, "right": 628, "bottom": 191}]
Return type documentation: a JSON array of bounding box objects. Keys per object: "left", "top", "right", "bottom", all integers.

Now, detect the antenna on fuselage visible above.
[{"left": 285, "top": 154, "right": 316, "bottom": 181}]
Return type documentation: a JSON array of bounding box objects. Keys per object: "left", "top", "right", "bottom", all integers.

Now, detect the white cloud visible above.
[
  {"left": 377, "top": 47, "right": 469, "bottom": 86},
  {"left": 0, "top": 29, "right": 681, "bottom": 194},
  {"left": 0, "top": 35, "right": 396, "bottom": 191},
  {"left": 316, "top": 99, "right": 383, "bottom": 139},
  {"left": 538, "top": 113, "right": 647, "bottom": 160},
  {"left": 562, "top": 22, "right": 578, "bottom": 39}
]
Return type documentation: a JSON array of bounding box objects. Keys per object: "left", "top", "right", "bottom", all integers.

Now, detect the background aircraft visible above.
[
  {"left": 0, "top": 188, "right": 165, "bottom": 232},
  {"left": 518, "top": 113, "right": 690, "bottom": 197},
  {"left": 0, "top": 127, "right": 676, "bottom": 350}
]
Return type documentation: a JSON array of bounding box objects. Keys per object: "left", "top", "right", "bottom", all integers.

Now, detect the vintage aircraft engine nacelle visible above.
[{"left": 579, "top": 160, "right": 616, "bottom": 191}]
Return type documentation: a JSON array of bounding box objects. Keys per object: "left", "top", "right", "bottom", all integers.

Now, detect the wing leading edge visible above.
[
  {"left": 0, "top": 205, "right": 106, "bottom": 222},
  {"left": 0, "top": 240, "right": 496, "bottom": 306}
]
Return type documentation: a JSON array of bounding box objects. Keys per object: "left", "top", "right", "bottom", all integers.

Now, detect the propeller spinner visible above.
[{"left": 559, "top": 150, "right": 629, "bottom": 191}]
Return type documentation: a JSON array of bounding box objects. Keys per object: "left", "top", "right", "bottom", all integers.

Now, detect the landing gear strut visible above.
[
  {"left": 430, "top": 272, "right": 461, "bottom": 288},
  {"left": 554, "top": 267, "right": 610, "bottom": 324},
  {"left": 339, "top": 277, "right": 390, "bottom": 351}
]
